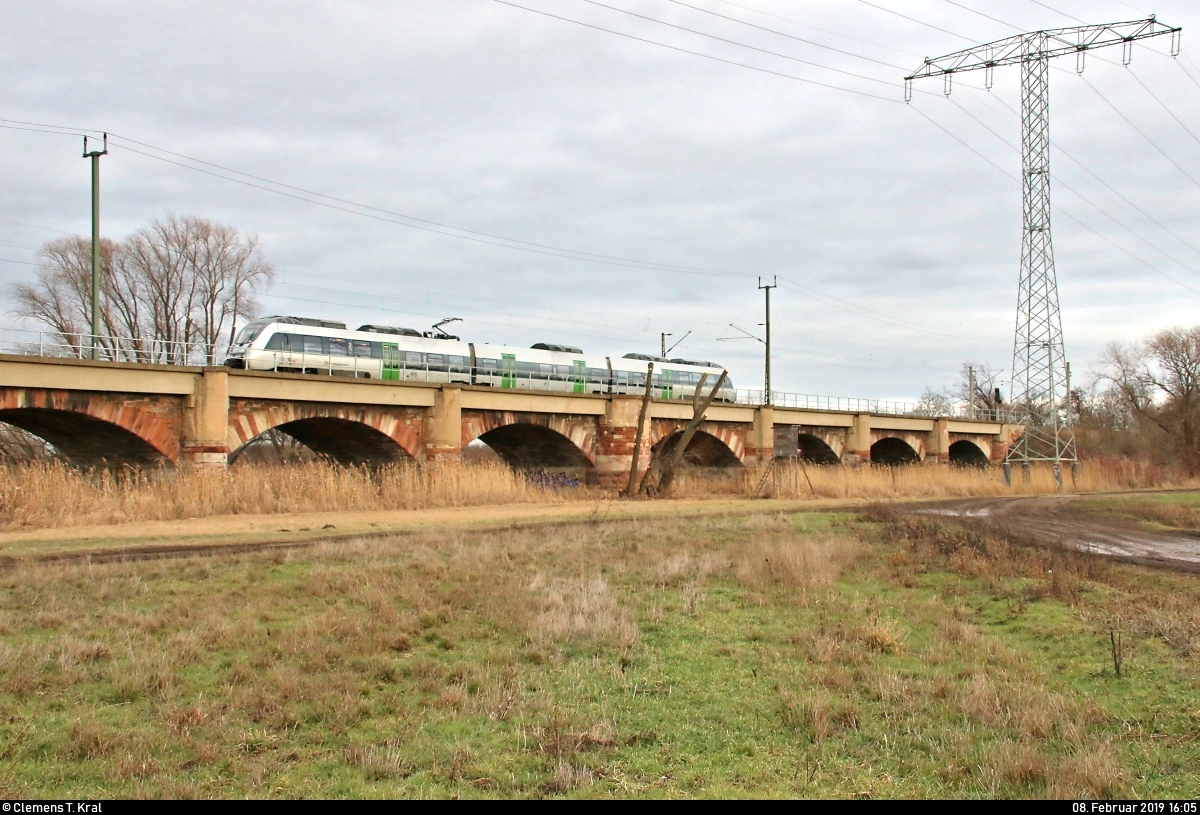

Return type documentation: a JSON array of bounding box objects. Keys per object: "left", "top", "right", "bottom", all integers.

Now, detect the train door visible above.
[
  {"left": 501, "top": 353, "right": 516, "bottom": 388},
  {"left": 381, "top": 343, "right": 400, "bottom": 380},
  {"left": 572, "top": 360, "right": 586, "bottom": 394},
  {"left": 660, "top": 368, "right": 677, "bottom": 399}
]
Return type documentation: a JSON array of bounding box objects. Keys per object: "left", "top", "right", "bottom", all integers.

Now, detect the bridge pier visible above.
[
  {"left": 595, "top": 396, "right": 651, "bottom": 489},
  {"left": 180, "top": 368, "right": 230, "bottom": 471},
  {"left": 845, "top": 412, "right": 872, "bottom": 465},
  {"left": 748, "top": 406, "right": 774, "bottom": 465},
  {"left": 426, "top": 387, "right": 463, "bottom": 463},
  {"left": 929, "top": 417, "right": 951, "bottom": 465}
]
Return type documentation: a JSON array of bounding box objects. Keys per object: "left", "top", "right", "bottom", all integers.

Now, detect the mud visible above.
[{"left": 911, "top": 494, "right": 1200, "bottom": 574}]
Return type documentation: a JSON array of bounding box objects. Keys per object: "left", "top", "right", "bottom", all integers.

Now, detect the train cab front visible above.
[{"left": 225, "top": 319, "right": 274, "bottom": 370}]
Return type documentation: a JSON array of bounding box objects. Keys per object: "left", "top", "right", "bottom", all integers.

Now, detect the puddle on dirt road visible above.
[{"left": 909, "top": 495, "right": 1200, "bottom": 572}]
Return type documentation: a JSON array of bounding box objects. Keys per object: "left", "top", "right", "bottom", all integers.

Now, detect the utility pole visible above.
[
  {"left": 661, "top": 330, "right": 690, "bottom": 358},
  {"left": 968, "top": 366, "right": 977, "bottom": 420},
  {"left": 759, "top": 276, "right": 777, "bottom": 405},
  {"left": 82, "top": 133, "right": 108, "bottom": 361},
  {"left": 904, "top": 18, "right": 1180, "bottom": 479}
]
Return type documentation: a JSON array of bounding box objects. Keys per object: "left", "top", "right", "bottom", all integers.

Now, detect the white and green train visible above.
[{"left": 225, "top": 316, "right": 735, "bottom": 401}]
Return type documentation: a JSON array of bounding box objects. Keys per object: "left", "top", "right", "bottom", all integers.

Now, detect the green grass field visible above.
[{"left": 1, "top": 508, "right": 1197, "bottom": 798}]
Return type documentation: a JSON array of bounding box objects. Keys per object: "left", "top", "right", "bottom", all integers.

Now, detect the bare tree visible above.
[
  {"left": 914, "top": 387, "right": 955, "bottom": 417},
  {"left": 11, "top": 215, "right": 273, "bottom": 364},
  {"left": 957, "top": 361, "right": 1005, "bottom": 416},
  {"left": 11, "top": 236, "right": 118, "bottom": 356},
  {"left": 1099, "top": 327, "right": 1200, "bottom": 469}
]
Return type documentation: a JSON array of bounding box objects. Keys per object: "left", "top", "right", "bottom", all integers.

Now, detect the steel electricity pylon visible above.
[{"left": 904, "top": 18, "right": 1181, "bottom": 484}]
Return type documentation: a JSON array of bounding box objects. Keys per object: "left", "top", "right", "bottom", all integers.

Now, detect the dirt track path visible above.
[
  {"left": 0, "top": 497, "right": 847, "bottom": 565},
  {"left": 914, "top": 494, "right": 1200, "bottom": 573}
]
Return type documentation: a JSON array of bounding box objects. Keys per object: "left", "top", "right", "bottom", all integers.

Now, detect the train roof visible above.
[
  {"left": 357, "top": 324, "right": 422, "bottom": 337},
  {"left": 670, "top": 358, "right": 724, "bottom": 369},
  {"left": 531, "top": 343, "right": 584, "bottom": 353},
  {"left": 263, "top": 315, "right": 348, "bottom": 329}
]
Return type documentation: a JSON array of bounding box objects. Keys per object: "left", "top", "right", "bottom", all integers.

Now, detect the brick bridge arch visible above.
[
  {"left": 949, "top": 438, "right": 991, "bottom": 466},
  {"left": 649, "top": 420, "right": 745, "bottom": 467},
  {"left": 228, "top": 399, "right": 424, "bottom": 466},
  {"left": 870, "top": 435, "right": 922, "bottom": 465},
  {"left": 0, "top": 387, "right": 179, "bottom": 467},
  {"left": 462, "top": 411, "right": 597, "bottom": 472}
]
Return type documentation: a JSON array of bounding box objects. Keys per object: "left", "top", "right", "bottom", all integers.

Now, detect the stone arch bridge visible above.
[{"left": 0, "top": 356, "right": 1018, "bottom": 487}]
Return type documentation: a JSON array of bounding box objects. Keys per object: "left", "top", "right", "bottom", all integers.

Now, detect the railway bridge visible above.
[{"left": 0, "top": 355, "right": 1019, "bottom": 487}]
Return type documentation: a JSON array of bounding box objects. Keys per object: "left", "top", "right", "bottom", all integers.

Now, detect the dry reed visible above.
[
  {"left": 675, "top": 456, "right": 1200, "bottom": 501},
  {"left": 0, "top": 460, "right": 563, "bottom": 530}
]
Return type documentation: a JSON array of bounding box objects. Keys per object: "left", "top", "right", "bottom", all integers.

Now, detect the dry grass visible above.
[
  {"left": 0, "top": 460, "right": 566, "bottom": 529},
  {"left": 0, "top": 453, "right": 1193, "bottom": 532},
  {"left": 0, "top": 506, "right": 1195, "bottom": 798},
  {"left": 675, "top": 456, "right": 1200, "bottom": 501}
]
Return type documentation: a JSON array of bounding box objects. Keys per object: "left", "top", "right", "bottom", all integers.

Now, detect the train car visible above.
[{"left": 225, "top": 316, "right": 735, "bottom": 401}]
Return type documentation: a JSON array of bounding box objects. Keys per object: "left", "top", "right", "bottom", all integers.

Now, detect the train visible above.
[{"left": 224, "top": 316, "right": 736, "bottom": 401}]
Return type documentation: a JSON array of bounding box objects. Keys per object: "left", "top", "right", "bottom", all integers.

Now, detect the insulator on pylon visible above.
[
  {"left": 1122, "top": 38, "right": 1132, "bottom": 65},
  {"left": 1171, "top": 29, "right": 1181, "bottom": 57},
  {"left": 904, "top": 78, "right": 912, "bottom": 102},
  {"left": 943, "top": 72, "right": 953, "bottom": 96},
  {"left": 985, "top": 64, "right": 994, "bottom": 90},
  {"left": 1076, "top": 48, "right": 1085, "bottom": 74}
]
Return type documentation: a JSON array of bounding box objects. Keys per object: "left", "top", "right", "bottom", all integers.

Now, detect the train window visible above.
[
  {"left": 539, "top": 363, "right": 553, "bottom": 377},
  {"left": 302, "top": 335, "right": 324, "bottom": 355},
  {"left": 264, "top": 333, "right": 287, "bottom": 351},
  {"left": 517, "top": 362, "right": 539, "bottom": 375},
  {"left": 404, "top": 351, "right": 423, "bottom": 366},
  {"left": 369, "top": 342, "right": 383, "bottom": 360},
  {"left": 233, "top": 321, "right": 269, "bottom": 346},
  {"left": 589, "top": 368, "right": 605, "bottom": 380},
  {"left": 554, "top": 365, "right": 570, "bottom": 377},
  {"left": 426, "top": 354, "right": 445, "bottom": 370},
  {"left": 328, "top": 338, "right": 350, "bottom": 357},
  {"left": 616, "top": 370, "right": 629, "bottom": 380},
  {"left": 477, "top": 358, "right": 498, "bottom": 369},
  {"left": 447, "top": 355, "right": 466, "bottom": 370},
  {"left": 631, "top": 373, "right": 646, "bottom": 386}
]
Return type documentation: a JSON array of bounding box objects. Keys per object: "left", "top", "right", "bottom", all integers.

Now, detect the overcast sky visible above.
[{"left": 2, "top": 0, "right": 1198, "bottom": 402}]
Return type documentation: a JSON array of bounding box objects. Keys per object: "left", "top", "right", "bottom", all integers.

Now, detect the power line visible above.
[
  {"left": 660, "top": 0, "right": 907, "bottom": 69},
  {"left": 2, "top": 117, "right": 1001, "bottom": 344},
  {"left": 1023, "top": 0, "right": 1086, "bottom": 25},
  {"left": 708, "top": 0, "right": 922, "bottom": 59},
  {"left": 852, "top": 0, "right": 977, "bottom": 45},
  {"left": 0, "top": 218, "right": 74, "bottom": 235},
  {"left": 570, "top": 0, "right": 907, "bottom": 90},
  {"left": 938, "top": 0, "right": 1025, "bottom": 33},
  {"left": 1077, "top": 74, "right": 1200, "bottom": 190},
  {"left": 489, "top": 0, "right": 901, "bottom": 102},
  {"left": 945, "top": 95, "right": 1200, "bottom": 279},
  {"left": 911, "top": 100, "right": 1200, "bottom": 298},
  {"left": 1126, "top": 65, "right": 1200, "bottom": 149}
]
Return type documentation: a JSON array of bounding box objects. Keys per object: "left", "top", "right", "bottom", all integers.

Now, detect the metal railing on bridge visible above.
[{"left": 0, "top": 327, "right": 1020, "bottom": 422}]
